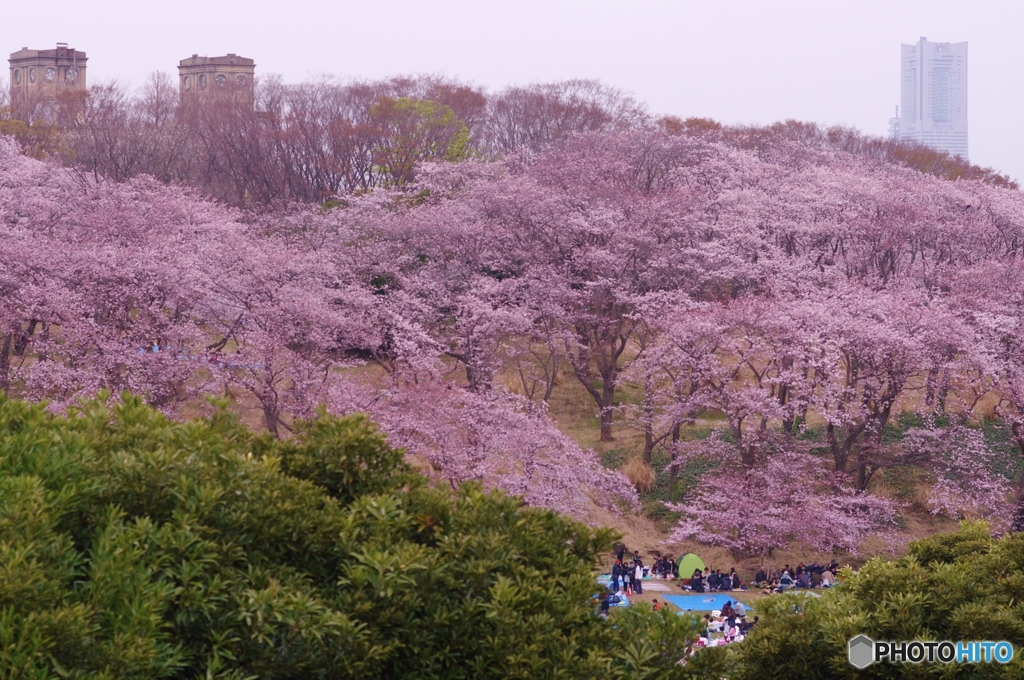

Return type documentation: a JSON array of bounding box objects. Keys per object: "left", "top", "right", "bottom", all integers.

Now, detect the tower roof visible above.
[
  {"left": 10, "top": 44, "right": 87, "bottom": 63},
  {"left": 179, "top": 54, "right": 255, "bottom": 68}
]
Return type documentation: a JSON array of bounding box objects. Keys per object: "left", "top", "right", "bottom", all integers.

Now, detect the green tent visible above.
[{"left": 677, "top": 553, "right": 706, "bottom": 580}]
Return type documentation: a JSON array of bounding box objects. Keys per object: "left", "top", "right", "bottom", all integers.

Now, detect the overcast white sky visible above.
[{"left": 5, "top": 0, "right": 1023, "bottom": 181}]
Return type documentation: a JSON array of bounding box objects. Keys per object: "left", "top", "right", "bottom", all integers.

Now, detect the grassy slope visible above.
[
  {"left": 176, "top": 349, "right": 1011, "bottom": 601},
  {"left": 529, "top": 362, "right": 999, "bottom": 588}
]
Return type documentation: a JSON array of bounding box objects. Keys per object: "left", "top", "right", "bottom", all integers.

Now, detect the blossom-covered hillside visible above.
[{"left": 3, "top": 126, "right": 1024, "bottom": 551}]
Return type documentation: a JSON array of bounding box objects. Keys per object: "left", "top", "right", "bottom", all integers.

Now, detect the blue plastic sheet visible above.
[{"left": 663, "top": 593, "right": 752, "bottom": 612}]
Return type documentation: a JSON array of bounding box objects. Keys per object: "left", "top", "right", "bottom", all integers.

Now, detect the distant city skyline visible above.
[
  {"left": 896, "top": 37, "right": 969, "bottom": 160},
  {"left": 2, "top": 1, "right": 1023, "bottom": 181}
]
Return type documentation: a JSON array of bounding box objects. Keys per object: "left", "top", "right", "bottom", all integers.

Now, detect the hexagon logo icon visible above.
[{"left": 848, "top": 634, "right": 875, "bottom": 669}]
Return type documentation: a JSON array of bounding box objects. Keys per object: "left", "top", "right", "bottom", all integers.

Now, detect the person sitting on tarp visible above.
[
  {"left": 820, "top": 569, "right": 835, "bottom": 587},
  {"left": 691, "top": 568, "right": 705, "bottom": 592},
  {"left": 598, "top": 592, "right": 611, "bottom": 616},
  {"left": 702, "top": 614, "right": 715, "bottom": 640},
  {"left": 707, "top": 569, "right": 720, "bottom": 591},
  {"left": 796, "top": 571, "right": 812, "bottom": 589},
  {"left": 740, "top": 616, "right": 761, "bottom": 634},
  {"left": 777, "top": 570, "right": 795, "bottom": 592},
  {"left": 733, "top": 600, "right": 746, "bottom": 618},
  {"left": 729, "top": 568, "right": 741, "bottom": 590},
  {"left": 754, "top": 568, "right": 767, "bottom": 586},
  {"left": 720, "top": 601, "right": 736, "bottom": 628}
]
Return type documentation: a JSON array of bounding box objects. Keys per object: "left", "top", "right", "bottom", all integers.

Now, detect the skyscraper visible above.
[{"left": 897, "top": 37, "right": 968, "bottom": 160}]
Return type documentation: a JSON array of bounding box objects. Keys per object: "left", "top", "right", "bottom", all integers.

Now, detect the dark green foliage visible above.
[
  {"left": 636, "top": 444, "right": 718, "bottom": 511},
  {"left": 982, "top": 418, "right": 1024, "bottom": 482},
  {"left": 0, "top": 395, "right": 697, "bottom": 679},
  {"left": 278, "top": 412, "right": 415, "bottom": 505},
  {"left": 724, "top": 522, "right": 1024, "bottom": 678}
]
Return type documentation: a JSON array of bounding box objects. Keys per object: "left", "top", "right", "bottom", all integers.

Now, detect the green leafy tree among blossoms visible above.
[
  {"left": 0, "top": 394, "right": 697, "bottom": 679},
  {"left": 715, "top": 522, "right": 1024, "bottom": 679}
]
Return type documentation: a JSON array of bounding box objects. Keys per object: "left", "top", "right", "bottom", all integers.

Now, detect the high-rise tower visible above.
[{"left": 897, "top": 37, "right": 968, "bottom": 160}]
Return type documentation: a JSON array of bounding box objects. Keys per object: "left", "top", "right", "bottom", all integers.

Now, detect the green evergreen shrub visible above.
[
  {"left": 0, "top": 394, "right": 698, "bottom": 679},
  {"left": 727, "top": 522, "right": 1024, "bottom": 679}
]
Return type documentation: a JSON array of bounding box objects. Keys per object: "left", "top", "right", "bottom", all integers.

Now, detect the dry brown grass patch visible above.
[{"left": 622, "top": 457, "right": 657, "bottom": 493}]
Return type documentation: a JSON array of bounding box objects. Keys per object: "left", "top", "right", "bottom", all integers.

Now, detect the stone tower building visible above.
[
  {"left": 8, "top": 43, "right": 87, "bottom": 109},
  {"left": 178, "top": 54, "right": 255, "bottom": 108}
]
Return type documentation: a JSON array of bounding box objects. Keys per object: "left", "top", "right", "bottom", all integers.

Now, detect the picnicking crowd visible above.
[
  {"left": 694, "top": 604, "right": 760, "bottom": 648},
  {"left": 683, "top": 559, "right": 844, "bottom": 594},
  {"left": 686, "top": 567, "right": 743, "bottom": 592},
  {"left": 607, "top": 554, "right": 845, "bottom": 597},
  {"left": 599, "top": 551, "right": 847, "bottom": 634},
  {"left": 752, "top": 560, "right": 842, "bottom": 593}
]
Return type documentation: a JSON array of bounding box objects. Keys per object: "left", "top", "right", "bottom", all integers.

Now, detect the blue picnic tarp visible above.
[{"left": 663, "top": 594, "right": 752, "bottom": 612}]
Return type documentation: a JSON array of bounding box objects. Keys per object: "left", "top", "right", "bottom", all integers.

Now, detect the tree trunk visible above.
[
  {"left": 543, "top": 352, "right": 559, "bottom": 403},
  {"left": 857, "top": 462, "right": 869, "bottom": 492},
  {"left": 565, "top": 320, "right": 630, "bottom": 442},
  {"left": 1012, "top": 429, "right": 1024, "bottom": 533},
  {"left": 924, "top": 366, "right": 938, "bottom": 408},
  {"left": 0, "top": 334, "right": 10, "bottom": 393},
  {"left": 779, "top": 356, "right": 795, "bottom": 434},
  {"left": 14, "top": 319, "right": 37, "bottom": 356},
  {"left": 261, "top": 395, "right": 280, "bottom": 438},
  {"left": 936, "top": 371, "right": 950, "bottom": 415},
  {"left": 642, "top": 374, "right": 655, "bottom": 463},
  {"left": 668, "top": 424, "right": 681, "bottom": 502},
  {"left": 1012, "top": 491, "right": 1024, "bottom": 534},
  {"left": 599, "top": 405, "right": 614, "bottom": 441}
]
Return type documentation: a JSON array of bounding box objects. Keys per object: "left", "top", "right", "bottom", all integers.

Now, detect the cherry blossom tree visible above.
[
  {"left": 669, "top": 434, "right": 900, "bottom": 559},
  {"left": 900, "top": 421, "right": 1012, "bottom": 527},
  {"left": 8, "top": 116, "right": 1024, "bottom": 532},
  {"left": 326, "top": 374, "right": 637, "bottom": 517}
]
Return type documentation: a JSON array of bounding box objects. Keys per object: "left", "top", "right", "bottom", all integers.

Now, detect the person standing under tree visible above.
[{"left": 633, "top": 560, "right": 643, "bottom": 595}]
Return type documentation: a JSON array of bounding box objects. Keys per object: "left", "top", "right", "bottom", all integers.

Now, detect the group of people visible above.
[
  {"left": 650, "top": 555, "right": 679, "bottom": 579},
  {"left": 688, "top": 567, "right": 742, "bottom": 593},
  {"left": 609, "top": 550, "right": 647, "bottom": 595},
  {"left": 754, "top": 560, "right": 841, "bottom": 594},
  {"left": 696, "top": 604, "right": 759, "bottom": 648}
]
